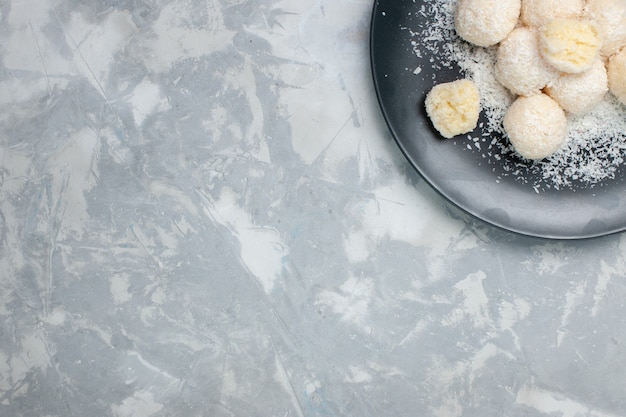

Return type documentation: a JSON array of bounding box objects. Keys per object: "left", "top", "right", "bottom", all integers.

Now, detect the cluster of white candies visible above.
[{"left": 425, "top": 0, "right": 626, "bottom": 160}]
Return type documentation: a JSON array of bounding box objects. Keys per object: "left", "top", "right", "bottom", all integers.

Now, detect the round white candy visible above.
[
  {"left": 495, "top": 27, "right": 560, "bottom": 96},
  {"left": 455, "top": 0, "right": 521, "bottom": 47},
  {"left": 538, "top": 18, "right": 601, "bottom": 74},
  {"left": 585, "top": 0, "right": 626, "bottom": 57},
  {"left": 545, "top": 59, "right": 608, "bottom": 115},
  {"left": 503, "top": 94, "right": 568, "bottom": 160},
  {"left": 425, "top": 79, "right": 481, "bottom": 139},
  {"left": 608, "top": 47, "right": 626, "bottom": 106},
  {"left": 521, "top": 0, "right": 584, "bottom": 28}
]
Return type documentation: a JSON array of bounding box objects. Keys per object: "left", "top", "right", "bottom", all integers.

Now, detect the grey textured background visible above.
[{"left": 1, "top": 0, "right": 625, "bottom": 416}]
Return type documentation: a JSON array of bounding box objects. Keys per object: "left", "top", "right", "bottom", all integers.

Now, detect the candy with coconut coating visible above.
[
  {"left": 539, "top": 18, "right": 602, "bottom": 74},
  {"left": 495, "top": 27, "right": 560, "bottom": 96},
  {"left": 455, "top": 0, "right": 520, "bottom": 47},
  {"left": 584, "top": 0, "right": 626, "bottom": 57},
  {"left": 545, "top": 59, "right": 608, "bottom": 115},
  {"left": 425, "top": 79, "right": 481, "bottom": 139},
  {"left": 503, "top": 94, "right": 567, "bottom": 160},
  {"left": 608, "top": 47, "right": 626, "bottom": 106},
  {"left": 521, "top": 0, "right": 584, "bottom": 28}
]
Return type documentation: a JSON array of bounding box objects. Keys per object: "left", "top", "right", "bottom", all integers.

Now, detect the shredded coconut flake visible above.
[{"left": 406, "top": 0, "right": 626, "bottom": 190}]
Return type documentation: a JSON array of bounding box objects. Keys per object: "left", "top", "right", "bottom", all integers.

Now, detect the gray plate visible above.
[{"left": 370, "top": 0, "right": 626, "bottom": 239}]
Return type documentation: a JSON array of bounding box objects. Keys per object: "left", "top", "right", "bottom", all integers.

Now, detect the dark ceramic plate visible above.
[{"left": 370, "top": 0, "right": 626, "bottom": 239}]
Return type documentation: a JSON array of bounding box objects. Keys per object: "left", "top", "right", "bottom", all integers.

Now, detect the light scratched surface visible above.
[{"left": 0, "top": 0, "right": 625, "bottom": 416}]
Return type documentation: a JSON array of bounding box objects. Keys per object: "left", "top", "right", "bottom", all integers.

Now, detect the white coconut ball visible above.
[
  {"left": 521, "top": 0, "right": 585, "bottom": 28},
  {"left": 455, "top": 0, "right": 521, "bottom": 47},
  {"left": 608, "top": 47, "right": 626, "bottom": 106},
  {"left": 425, "top": 79, "right": 481, "bottom": 139},
  {"left": 503, "top": 94, "right": 568, "bottom": 160},
  {"left": 584, "top": 0, "right": 626, "bottom": 57},
  {"left": 495, "top": 27, "right": 560, "bottom": 96},
  {"left": 538, "top": 18, "right": 602, "bottom": 74},
  {"left": 545, "top": 59, "right": 608, "bottom": 114}
]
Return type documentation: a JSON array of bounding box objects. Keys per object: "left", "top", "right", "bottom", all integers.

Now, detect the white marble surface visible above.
[{"left": 1, "top": 0, "right": 626, "bottom": 416}]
